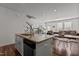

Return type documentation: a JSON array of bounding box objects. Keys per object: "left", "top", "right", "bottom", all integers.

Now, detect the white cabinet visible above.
[
  {"left": 57, "top": 22, "right": 63, "bottom": 31},
  {"left": 15, "top": 35, "right": 24, "bottom": 55},
  {"left": 36, "top": 39, "right": 52, "bottom": 56},
  {"left": 64, "top": 22, "right": 72, "bottom": 30},
  {"left": 15, "top": 35, "right": 19, "bottom": 52}
]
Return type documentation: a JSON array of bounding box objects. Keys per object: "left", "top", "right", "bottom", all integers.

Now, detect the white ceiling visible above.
[{"left": 0, "top": 3, "right": 79, "bottom": 21}]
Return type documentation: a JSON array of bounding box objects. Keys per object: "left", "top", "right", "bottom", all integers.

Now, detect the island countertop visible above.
[{"left": 16, "top": 33, "right": 53, "bottom": 43}]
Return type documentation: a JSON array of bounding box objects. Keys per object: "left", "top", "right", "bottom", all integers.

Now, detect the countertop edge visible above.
[{"left": 16, "top": 33, "right": 53, "bottom": 43}]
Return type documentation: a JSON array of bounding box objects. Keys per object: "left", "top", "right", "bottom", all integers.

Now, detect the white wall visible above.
[
  {"left": 0, "top": 6, "right": 46, "bottom": 47},
  {"left": 0, "top": 7, "right": 25, "bottom": 47}
]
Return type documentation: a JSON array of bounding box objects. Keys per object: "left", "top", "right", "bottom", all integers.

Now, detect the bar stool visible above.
[
  {"left": 70, "top": 41, "right": 79, "bottom": 56},
  {"left": 65, "top": 40, "right": 71, "bottom": 56},
  {"left": 53, "top": 38, "right": 67, "bottom": 56}
]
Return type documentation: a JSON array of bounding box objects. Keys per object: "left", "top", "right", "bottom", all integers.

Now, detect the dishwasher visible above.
[{"left": 24, "top": 39, "right": 36, "bottom": 56}]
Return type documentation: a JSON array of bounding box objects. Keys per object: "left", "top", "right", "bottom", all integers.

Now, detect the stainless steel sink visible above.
[
  {"left": 21, "top": 33, "right": 32, "bottom": 36},
  {"left": 55, "top": 36, "right": 64, "bottom": 38}
]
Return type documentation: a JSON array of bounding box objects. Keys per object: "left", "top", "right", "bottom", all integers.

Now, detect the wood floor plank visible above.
[{"left": 0, "top": 44, "right": 16, "bottom": 56}]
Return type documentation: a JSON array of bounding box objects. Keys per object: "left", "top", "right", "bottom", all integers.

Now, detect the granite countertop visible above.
[
  {"left": 54, "top": 34, "right": 79, "bottom": 39},
  {"left": 53, "top": 34, "right": 79, "bottom": 43},
  {"left": 16, "top": 33, "right": 53, "bottom": 43},
  {"left": 54, "top": 37, "right": 79, "bottom": 43}
]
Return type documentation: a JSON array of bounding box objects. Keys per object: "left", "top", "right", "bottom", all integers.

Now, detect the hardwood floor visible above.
[
  {"left": 0, "top": 44, "right": 17, "bottom": 56},
  {"left": 0, "top": 43, "right": 63, "bottom": 56}
]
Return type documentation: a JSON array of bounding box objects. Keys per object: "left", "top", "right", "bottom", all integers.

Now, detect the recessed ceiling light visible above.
[{"left": 53, "top": 9, "right": 56, "bottom": 12}]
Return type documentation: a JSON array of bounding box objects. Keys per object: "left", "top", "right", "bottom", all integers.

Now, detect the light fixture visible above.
[
  {"left": 26, "top": 15, "right": 36, "bottom": 19},
  {"left": 53, "top": 9, "right": 56, "bottom": 12}
]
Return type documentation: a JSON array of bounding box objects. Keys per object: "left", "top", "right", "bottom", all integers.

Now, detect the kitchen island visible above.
[{"left": 15, "top": 33, "right": 53, "bottom": 56}]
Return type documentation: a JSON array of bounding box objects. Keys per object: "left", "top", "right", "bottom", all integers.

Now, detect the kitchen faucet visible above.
[
  {"left": 25, "top": 21, "right": 33, "bottom": 35},
  {"left": 25, "top": 15, "right": 36, "bottom": 35}
]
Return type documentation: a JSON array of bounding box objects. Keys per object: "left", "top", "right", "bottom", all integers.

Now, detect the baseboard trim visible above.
[{"left": 0, "top": 43, "right": 15, "bottom": 48}]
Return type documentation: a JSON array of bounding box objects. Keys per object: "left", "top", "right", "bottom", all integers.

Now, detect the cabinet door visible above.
[
  {"left": 19, "top": 36, "right": 23, "bottom": 56},
  {"left": 36, "top": 39, "right": 52, "bottom": 56},
  {"left": 57, "top": 22, "right": 63, "bottom": 31},
  {"left": 64, "top": 21, "right": 72, "bottom": 30},
  {"left": 15, "top": 35, "right": 24, "bottom": 56},
  {"left": 15, "top": 35, "right": 20, "bottom": 52}
]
